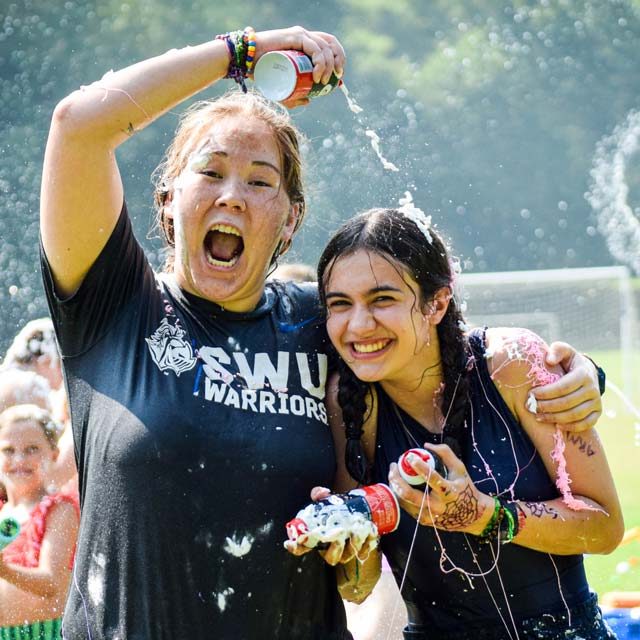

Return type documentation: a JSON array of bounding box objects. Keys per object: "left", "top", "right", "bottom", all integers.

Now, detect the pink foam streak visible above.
[{"left": 550, "top": 429, "right": 600, "bottom": 511}]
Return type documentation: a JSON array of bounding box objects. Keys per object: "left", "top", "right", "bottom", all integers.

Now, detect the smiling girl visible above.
[
  {"left": 0, "top": 404, "right": 79, "bottom": 638},
  {"left": 316, "top": 207, "right": 622, "bottom": 639}
]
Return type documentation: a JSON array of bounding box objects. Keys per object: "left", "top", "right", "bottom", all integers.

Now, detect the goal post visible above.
[{"left": 459, "top": 266, "right": 638, "bottom": 395}]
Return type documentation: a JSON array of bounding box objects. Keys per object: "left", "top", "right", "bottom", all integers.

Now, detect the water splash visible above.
[
  {"left": 339, "top": 83, "right": 399, "bottom": 172},
  {"left": 365, "top": 130, "right": 399, "bottom": 172},
  {"left": 339, "top": 83, "right": 363, "bottom": 114},
  {"left": 586, "top": 109, "right": 640, "bottom": 275}
]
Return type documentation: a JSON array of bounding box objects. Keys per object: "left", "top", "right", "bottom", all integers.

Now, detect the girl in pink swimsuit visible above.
[{"left": 0, "top": 404, "right": 79, "bottom": 639}]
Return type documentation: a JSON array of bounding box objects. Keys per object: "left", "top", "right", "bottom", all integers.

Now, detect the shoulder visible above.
[
  {"left": 268, "top": 281, "right": 325, "bottom": 339},
  {"left": 271, "top": 280, "right": 319, "bottom": 308},
  {"left": 483, "top": 327, "right": 563, "bottom": 407},
  {"left": 39, "top": 491, "right": 80, "bottom": 521}
]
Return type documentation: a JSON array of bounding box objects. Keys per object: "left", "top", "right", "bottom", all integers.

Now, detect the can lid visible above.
[
  {"left": 285, "top": 517, "right": 308, "bottom": 541},
  {"left": 253, "top": 52, "right": 297, "bottom": 102},
  {"left": 399, "top": 448, "right": 434, "bottom": 477}
]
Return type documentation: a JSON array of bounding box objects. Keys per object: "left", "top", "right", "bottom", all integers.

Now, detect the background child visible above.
[{"left": 0, "top": 403, "right": 79, "bottom": 638}]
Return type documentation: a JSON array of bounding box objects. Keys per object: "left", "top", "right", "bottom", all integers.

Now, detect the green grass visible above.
[{"left": 581, "top": 349, "right": 640, "bottom": 598}]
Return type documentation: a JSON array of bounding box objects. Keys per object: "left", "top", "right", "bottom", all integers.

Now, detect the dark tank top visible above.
[{"left": 371, "top": 329, "right": 590, "bottom": 632}]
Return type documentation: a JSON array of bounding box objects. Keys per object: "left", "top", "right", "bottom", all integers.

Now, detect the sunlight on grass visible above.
[{"left": 582, "top": 350, "right": 640, "bottom": 598}]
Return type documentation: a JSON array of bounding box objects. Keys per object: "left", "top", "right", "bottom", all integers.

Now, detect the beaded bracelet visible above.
[
  {"left": 215, "top": 26, "right": 255, "bottom": 92},
  {"left": 244, "top": 27, "right": 257, "bottom": 76}
]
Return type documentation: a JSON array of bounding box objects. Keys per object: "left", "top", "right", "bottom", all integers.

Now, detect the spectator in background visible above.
[
  {"left": 2, "top": 319, "right": 62, "bottom": 392},
  {"left": 0, "top": 404, "right": 79, "bottom": 639},
  {"left": 269, "top": 261, "right": 317, "bottom": 283},
  {"left": 1, "top": 319, "right": 76, "bottom": 493},
  {"left": 0, "top": 370, "right": 52, "bottom": 414}
]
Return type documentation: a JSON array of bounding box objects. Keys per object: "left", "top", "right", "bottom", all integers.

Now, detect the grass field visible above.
[{"left": 582, "top": 349, "right": 640, "bottom": 598}]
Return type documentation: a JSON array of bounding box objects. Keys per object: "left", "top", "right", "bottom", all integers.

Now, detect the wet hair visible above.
[
  {"left": 317, "top": 208, "right": 470, "bottom": 484},
  {"left": 2, "top": 318, "right": 58, "bottom": 367},
  {"left": 152, "top": 90, "right": 307, "bottom": 271},
  {"left": 0, "top": 404, "right": 62, "bottom": 449}
]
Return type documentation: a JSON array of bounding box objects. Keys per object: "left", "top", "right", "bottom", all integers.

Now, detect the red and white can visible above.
[
  {"left": 354, "top": 483, "right": 401, "bottom": 535},
  {"left": 285, "top": 482, "right": 400, "bottom": 544},
  {"left": 398, "top": 448, "right": 447, "bottom": 491},
  {"left": 253, "top": 50, "right": 342, "bottom": 103}
]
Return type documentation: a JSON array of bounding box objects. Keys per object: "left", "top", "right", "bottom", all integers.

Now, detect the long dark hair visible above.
[{"left": 317, "top": 208, "right": 470, "bottom": 483}]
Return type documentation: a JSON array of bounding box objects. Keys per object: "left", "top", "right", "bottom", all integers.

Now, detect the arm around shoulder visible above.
[{"left": 486, "top": 327, "right": 624, "bottom": 555}]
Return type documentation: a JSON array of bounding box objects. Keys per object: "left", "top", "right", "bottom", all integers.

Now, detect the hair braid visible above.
[
  {"left": 337, "top": 358, "right": 371, "bottom": 484},
  {"left": 436, "top": 301, "right": 471, "bottom": 456}
]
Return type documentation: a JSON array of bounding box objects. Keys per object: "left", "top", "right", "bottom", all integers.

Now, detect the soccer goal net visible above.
[{"left": 459, "top": 266, "right": 638, "bottom": 393}]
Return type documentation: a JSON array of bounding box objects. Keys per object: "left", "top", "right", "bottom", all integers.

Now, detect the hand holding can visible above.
[
  {"left": 285, "top": 483, "right": 399, "bottom": 557},
  {"left": 253, "top": 51, "right": 342, "bottom": 104}
]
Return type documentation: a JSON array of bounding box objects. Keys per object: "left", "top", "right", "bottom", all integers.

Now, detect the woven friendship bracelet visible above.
[{"left": 215, "top": 26, "right": 255, "bottom": 92}]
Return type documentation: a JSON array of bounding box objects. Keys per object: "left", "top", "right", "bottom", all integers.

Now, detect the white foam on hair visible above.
[{"left": 398, "top": 191, "right": 432, "bottom": 243}]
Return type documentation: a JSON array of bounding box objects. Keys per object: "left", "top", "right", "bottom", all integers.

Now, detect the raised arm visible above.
[{"left": 40, "top": 26, "right": 345, "bottom": 297}]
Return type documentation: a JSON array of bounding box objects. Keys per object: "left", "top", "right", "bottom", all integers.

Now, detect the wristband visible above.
[{"left": 583, "top": 354, "right": 606, "bottom": 396}]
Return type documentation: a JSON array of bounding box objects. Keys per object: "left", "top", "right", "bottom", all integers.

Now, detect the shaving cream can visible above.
[
  {"left": 398, "top": 448, "right": 447, "bottom": 491},
  {"left": 253, "top": 50, "right": 342, "bottom": 103},
  {"left": 286, "top": 482, "right": 400, "bottom": 543}
]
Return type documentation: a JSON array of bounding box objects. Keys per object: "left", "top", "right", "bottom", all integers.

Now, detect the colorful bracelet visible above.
[
  {"left": 499, "top": 500, "right": 519, "bottom": 544},
  {"left": 215, "top": 26, "right": 255, "bottom": 92},
  {"left": 478, "top": 497, "right": 505, "bottom": 544},
  {"left": 244, "top": 27, "right": 257, "bottom": 76}
]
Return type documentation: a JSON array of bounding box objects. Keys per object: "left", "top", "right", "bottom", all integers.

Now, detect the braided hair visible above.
[{"left": 317, "top": 208, "right": 471, "bottom": 482}]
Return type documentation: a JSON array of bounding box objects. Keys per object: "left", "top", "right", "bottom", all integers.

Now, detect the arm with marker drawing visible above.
[{"left": 389, "top": 327, "right": 624, "bottom": 556}]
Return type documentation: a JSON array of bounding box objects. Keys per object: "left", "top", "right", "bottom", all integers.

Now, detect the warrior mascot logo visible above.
[{"left": 146, "top": 318, "right": 197, "bottom": 376}]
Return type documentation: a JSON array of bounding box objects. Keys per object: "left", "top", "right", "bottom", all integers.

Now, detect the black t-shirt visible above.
[{"left": 42, "top": 204, "right": 351, "bottom": 640}]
